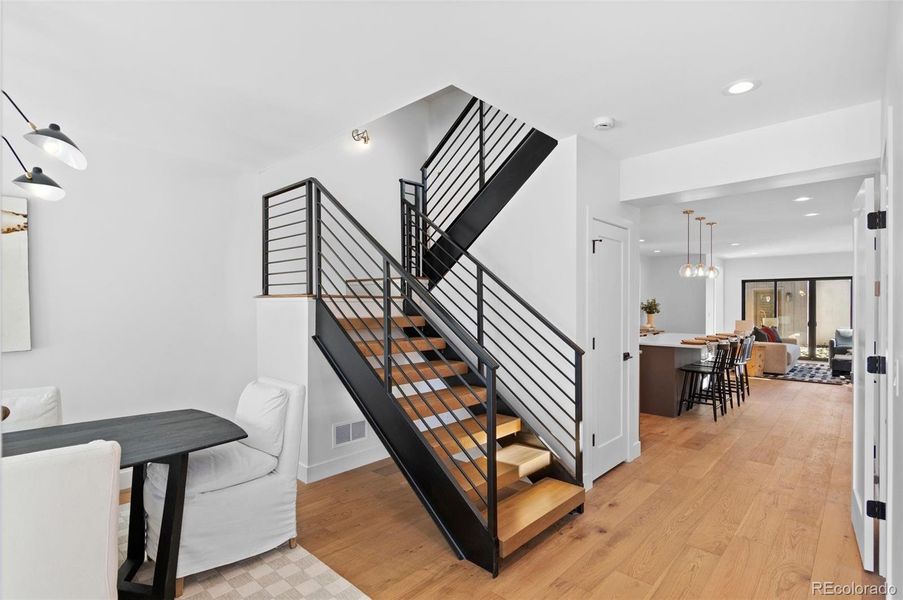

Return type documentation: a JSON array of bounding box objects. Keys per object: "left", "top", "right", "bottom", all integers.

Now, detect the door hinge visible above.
[
  {"left": 592, "top": 337, "right": 596, "bottom": 350},
  {"left": 867, "top": 355, "right": 887, "bottom": 374},
  {"left": 867, "top": 210, "right": 887, "bottom": 230},
  {"left": 875, "top": 281, "right": 881, "bottom": 297},
  {"left": 866, "top": 500, "right": 887, "bottom": 520},
  {"left": 592, "top": 433, "right": 595, "bottom": 446}
]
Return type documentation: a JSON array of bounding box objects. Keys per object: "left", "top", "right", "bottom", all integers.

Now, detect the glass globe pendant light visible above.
[
  {"left": 706, "top": 221, "right": 720, "bottom": 279},
  {"left": 694, "top": 216, "right": 707, "bottom": 277},
  {"left": 678, "top": 209, "right": 695, "bottom": 277}
]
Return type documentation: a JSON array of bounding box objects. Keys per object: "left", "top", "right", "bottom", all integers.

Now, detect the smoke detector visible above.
[{"left": 593, "top": 116, "right": 616, "bottom": 130}]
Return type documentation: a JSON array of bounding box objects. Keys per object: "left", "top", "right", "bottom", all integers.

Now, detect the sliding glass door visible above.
[{"left": 742, "top": 277, "right": 852, "bottom": 361}]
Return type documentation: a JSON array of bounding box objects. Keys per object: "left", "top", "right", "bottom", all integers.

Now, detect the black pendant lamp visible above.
[{"left": 3, "top": 136, "right": 65, "bottom": 202}]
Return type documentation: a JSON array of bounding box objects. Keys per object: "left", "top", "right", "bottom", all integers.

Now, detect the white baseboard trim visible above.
[
  {"left": 298, "top": 445, "right": 389, "bottom": 483},
  {"left": 628, "top": 440, "right": 642, "bottom": 462}
]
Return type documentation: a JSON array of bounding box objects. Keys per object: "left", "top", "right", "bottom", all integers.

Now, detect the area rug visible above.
[
  {"left": 118, "top": 505, "right": 369, "bottom": 599},
  {"left": 764, "top": 361, "right": 849, "bottom": 385}
]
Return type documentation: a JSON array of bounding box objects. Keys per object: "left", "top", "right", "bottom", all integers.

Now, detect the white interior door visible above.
[
  {"left": 852, "top": 176, "right": 885, "bottom": 573},
  {"left": 587, "top": 219, "right": 630, "bottom": 481}
]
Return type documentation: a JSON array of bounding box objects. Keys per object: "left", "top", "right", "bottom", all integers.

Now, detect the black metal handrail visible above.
[
  {"left": 401, "top": 180, "right": 584, "bottom": 480},
  {"left": 419, "top": 98, "right": 533, "bottom": 234},
  {"left": 263, "top": 178, "right": 502, "bottom": 541}
]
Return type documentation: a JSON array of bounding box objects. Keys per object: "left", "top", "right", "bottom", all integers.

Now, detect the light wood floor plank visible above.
[{"left": 290, "top": 378, "right": 882, "bottom": 599}]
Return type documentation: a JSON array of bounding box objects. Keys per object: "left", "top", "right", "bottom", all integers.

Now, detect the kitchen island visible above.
[{"left": 639, "top": 333, "right": 708, "bottom": 417}]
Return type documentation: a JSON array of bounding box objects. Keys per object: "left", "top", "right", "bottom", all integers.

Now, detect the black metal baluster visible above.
[
  {"left": 314, "top": 185, "right": 323, "bottom": 299},
  {"left": 383, "top": 258, "right": 392, "bottom": 392},
  {"left": 476, "top": 266, "right": 484, "bottom": 373},
  {"left": 305, "top": 180, "right": 313, "bottom": 295},
  {"left": 574, "top": 350, "right": 583, "bottom": 486},
  {"left": 262, "top": 194, "right": 269, "bottom": 295},
  {"left": 478, "top": 100, "right": 485, "bottom": 188},
  {"left": 486, "top": 365, "right": 498, "bottom": 575}
]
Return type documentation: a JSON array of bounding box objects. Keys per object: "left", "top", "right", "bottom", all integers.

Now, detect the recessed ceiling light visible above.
[
  {"left": 653, "top": 249, "right": 662, "bottom": 253},
  {"left": 794, "top": 196, "right": 812, "bottom": 202},
  {"left": 730, "top": 242, "right": 741, "bottom": 247},
  {"left": 805, "top": 212, "right": 820, "bottom": 217},
  {"left": 639, "top": 239, "right": 645, "bottom": 243},
  {"left": 723, "top": 79, "right": 761, "bottom": 95}
]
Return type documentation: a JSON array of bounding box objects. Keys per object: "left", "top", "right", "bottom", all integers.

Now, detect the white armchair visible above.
[
  {"left": 143, "top": 377, "right": 305, "bottom": 580},
  {"left": 1, "top": 440, "right": 121, "bottom": 600},
  {"left": 1, "top": 386, "right": 62, "bottom": 432}
]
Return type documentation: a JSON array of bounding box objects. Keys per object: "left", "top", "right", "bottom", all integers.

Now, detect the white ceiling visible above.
[
  {"left": 1, "top": 1, "right": 890, "bottom": 171},
  {"left": 637, "top": 176, "right": 866, "bottom": 260}
]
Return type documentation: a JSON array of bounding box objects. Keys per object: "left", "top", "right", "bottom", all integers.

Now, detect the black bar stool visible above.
[{"left": 678, "top": 343, "right": 731, "bottom": 421}]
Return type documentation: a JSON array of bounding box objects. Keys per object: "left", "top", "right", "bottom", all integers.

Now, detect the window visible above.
[{"left": 742, "top": 277, "right": 852, "bottom": 360}]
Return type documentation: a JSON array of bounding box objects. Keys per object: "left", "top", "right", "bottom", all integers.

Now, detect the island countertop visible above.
[{"left": 639, "top": 333, "right": 709, "bottom": 349}]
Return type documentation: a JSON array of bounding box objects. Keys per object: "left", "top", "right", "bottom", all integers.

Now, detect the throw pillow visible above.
[
  {"left": 761, "top": 326, "right": 781, "bottom": 343},
  {"left": 752, "top": 327, "right": 768, "bottom": 342}
]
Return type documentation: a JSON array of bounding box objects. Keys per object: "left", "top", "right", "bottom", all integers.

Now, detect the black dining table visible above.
[{"left": 2, "top": 409, "right": 246, "bottom": 600}]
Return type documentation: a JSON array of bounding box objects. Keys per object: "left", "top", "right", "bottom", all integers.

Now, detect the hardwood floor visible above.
[{"left": 296, "top": 378, "right": 884, "bottom": 599}]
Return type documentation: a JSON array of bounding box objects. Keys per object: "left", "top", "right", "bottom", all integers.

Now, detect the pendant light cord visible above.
[
  {"left": 2, "top": 90, "right": 37, "bottom": 130},
  {"left": 686, "top": 212, "right": 690, "bottom": 262},
  {"left": 2, "top": 136, "right": 30, "bottom": 176}
]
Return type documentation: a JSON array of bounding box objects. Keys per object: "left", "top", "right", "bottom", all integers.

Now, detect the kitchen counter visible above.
[{"left": 639, "top": 333, "right": 707, "bottom": 417}]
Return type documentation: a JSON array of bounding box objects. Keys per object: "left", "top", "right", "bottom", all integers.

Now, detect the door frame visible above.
[
  {"left": 740, "top": 276, "right": 853, "bottom": 361},
  {"left": 583, "top": 214, "right": 640, "bottom": 486}
]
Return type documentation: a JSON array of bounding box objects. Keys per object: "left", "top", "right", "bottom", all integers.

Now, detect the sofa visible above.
[
  {"left": 734, "top": 320, "right": 801, "bottom": 375},
  {"left": 755, "top": 338, "right": 802, "bottom": 374},
  {"left": 829, "top": 328, "right": 854, "bottom": 377}
]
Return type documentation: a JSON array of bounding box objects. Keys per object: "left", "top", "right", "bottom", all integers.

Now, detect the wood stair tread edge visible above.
[
  {"left": 425, "top": 414, "right": 522, "bottom": 451},
  {"left": 491, "top": 478, "right": 585, "bottom": 557}
]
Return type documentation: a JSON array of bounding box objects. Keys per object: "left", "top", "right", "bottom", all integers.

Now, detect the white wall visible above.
[
  {"left": 426, "top": 87, "right": 472, "bottom": 151},
  {"left": 638, "top": 255, "right": 707, "bottom": 333},
  {"left": 620, "top": 102, "right": 881, "bottom": 203},
  {"left": 1, "top": 130, "right": 258, "bottom": 426},
  {"left": 719, "top": 252, "right": 854, "bottom": 332},
  {"left": 881, "top": 1, "right": 903, "bottom": 591},
  {"left": 257, "top": 101, "right": 431, "bottom": 258}
]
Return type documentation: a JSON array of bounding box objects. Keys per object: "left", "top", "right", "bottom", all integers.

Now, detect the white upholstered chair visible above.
[
  {"left": 1, "top": 440, "right": 122, "bottom": 600},
  {"left": 143, "top": 377, "right": 305, "bottom": 582},
  {"left": 1, "top": 386, "right": 62, "bottom": 432}
]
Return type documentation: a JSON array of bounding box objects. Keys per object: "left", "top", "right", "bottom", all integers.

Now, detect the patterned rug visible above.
[
  {"left": 118, "top": 505, "right": 368, "bottom": 599},
  {"left": 764, "top": 361, "right": 849, "bottom": 385}
]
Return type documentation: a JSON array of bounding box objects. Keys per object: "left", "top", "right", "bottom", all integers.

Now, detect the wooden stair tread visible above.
[
  {"left": 490, "top": 478, "right": 585, "bottom": 558},
  {"left": 397, "top": 385, "right": 485, "bottom": 420},
  {"left": 447, "top": 457, "right": 521, "bottom": 496},
  {"left": 375, "top": 360, "right": 467, "bottom": 383},
  {"left": 336, "top": 314, "right": 426, "bottom": 330},
  {"left": 425, "top": 414, "right": 521, "bottom": 451},
  {"left": 355, "top": 337, "right": 447, "bottom": 356},
  {"left": 496, "top": 444, "right": 551, "bottom": 478}
]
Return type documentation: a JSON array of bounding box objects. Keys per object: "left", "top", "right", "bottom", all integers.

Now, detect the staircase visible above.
[
  {"left": 418, "top": 98, "right": 557, "bottom": 281},
  {"left": 260, "top": 100, "right": 580, "bottom": 576}
]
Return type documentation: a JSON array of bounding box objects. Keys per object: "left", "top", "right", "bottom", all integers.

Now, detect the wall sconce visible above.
[{"left": 351, "top": 129, "right": 370, "bottom": 144}]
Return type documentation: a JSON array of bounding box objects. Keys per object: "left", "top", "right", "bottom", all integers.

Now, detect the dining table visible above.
[{"left": 2, "top": 409, "right": 246, "bottom": 600}]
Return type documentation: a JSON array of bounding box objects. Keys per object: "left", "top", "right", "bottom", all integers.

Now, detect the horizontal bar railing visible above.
[
  {"left": 401, "top": 186, "right": 583, "bottom": 480},
  {"left": 420, "top": 98, "right": 533, "bottom": 237},
  {"left": 262, "top": 180, "right": 313, "bottom": 295},
  {"left": 260, "top": 178, "right": 501, "bottom": 535}
]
